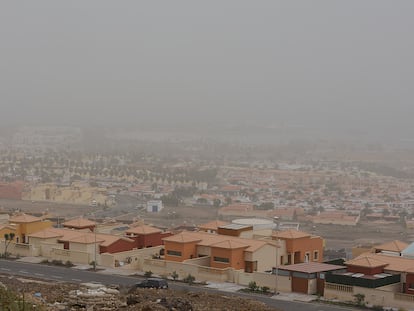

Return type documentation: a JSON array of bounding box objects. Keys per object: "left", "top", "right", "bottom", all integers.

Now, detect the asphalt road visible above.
[{"left": 0, "top": 259, "right": 358, "bottom": 311}]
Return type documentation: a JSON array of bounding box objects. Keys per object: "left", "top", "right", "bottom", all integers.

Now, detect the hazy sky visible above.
[{"left": 1, "top": 1, "right": 413, "bottom": 138}]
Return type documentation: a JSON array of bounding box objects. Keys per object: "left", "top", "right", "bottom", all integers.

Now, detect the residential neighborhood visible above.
[
  {"left": 2, "top": 135, "right": 414, "bottom": 309},
  {"left": 2, "top": 205, "right": 414, "bottom": 309}
]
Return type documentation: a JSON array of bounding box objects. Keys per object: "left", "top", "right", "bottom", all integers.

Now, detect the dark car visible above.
[{"left": 133, "top": 278, "right": 168, "bottom": 289}]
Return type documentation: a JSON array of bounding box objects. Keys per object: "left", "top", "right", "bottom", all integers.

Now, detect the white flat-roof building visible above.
[{"left": 147, "top": 200, "right": 164, "bottom": 213}]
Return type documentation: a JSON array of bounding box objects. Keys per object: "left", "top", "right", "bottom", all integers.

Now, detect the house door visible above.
[{"left": 291, "top": 277, "right": 308, "bottom": 294}]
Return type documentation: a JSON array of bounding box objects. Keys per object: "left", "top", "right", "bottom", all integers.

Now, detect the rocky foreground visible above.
[{"left": 0, "top": 275, "right": 280, "bottom": 311}]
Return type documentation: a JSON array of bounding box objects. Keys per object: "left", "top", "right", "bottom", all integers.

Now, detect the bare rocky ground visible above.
[{"left": 0, "top": 275, "right": 280, "bottom": 311}]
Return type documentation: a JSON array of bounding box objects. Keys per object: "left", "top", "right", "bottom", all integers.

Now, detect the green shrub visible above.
[
  {"left": 65, "top": 260, "right": 74, "bottom": 267},
  {"left": 51, "top": 259, "right": 64, "bottom": 266},
  {"left": 261, "top": 286, "right": 270, "bottom": 293},
  {"left": 248, "top": 281, "right": 258, "bottom": 291},
  {"left": 144, "top": 270, "right": 153, "bottom": 278},
  {"left": 353, "top": 293, "right": 365, "bottom": 306},
  {"left": 183, "top": 274, "right": 195, "bottom": 285},
  {"left": 171, "top": 271, "right": 179, "bottom": 281}
]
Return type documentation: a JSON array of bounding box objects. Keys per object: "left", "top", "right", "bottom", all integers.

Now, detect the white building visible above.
[{"left": 146, "top": 200, "right": 164, "bottom": 213}]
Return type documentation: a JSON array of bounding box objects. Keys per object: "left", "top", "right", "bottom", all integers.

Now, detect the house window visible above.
[
  {"left": 305, "top": 252, "right": 310, "bottom": 262},
  {"left": 213, "top": 256, "right": 230, "bottom": 263},
  {"left": 313, "top": 251, "right": 319, "bottom": 261},
  {"left": 409, "top": 283, "right": 414, "bottom": 290},
  {"left": 166, "top": 250, "right": 182, "bottom": 257}
]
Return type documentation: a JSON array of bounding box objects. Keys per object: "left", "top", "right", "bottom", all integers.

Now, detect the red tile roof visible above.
[
  {"left": 374, "top": 240, "right": 408, "bottom": 253},
  {"left": 273, "top": 229, "right": 311, "bottom": 239},
  {"left": 9, "top": 213, "right": 42, "bottom": 223},
  {"left": 63, "top": 217, "right": 96, "bottom": 228},
  {"left": 347, "top": 253, "right": 414, "bottom": 272},
  {"left": 126, "top": 225, "right": 162, "bottom": 235},
  {"left": 198, "top": 220, "right": 229, "bottom": 231},
  {"left": 346, "top": 256, "right": 388, "bottom": 268},
  {"left": 211, "top": 240, "right": 249, "bottom": 249},
  {"left": 279, "top": 262, "right": 345, "bottom": 274},
  {"left": 163, "top": 231, "right": 272, "bottom": 253}
]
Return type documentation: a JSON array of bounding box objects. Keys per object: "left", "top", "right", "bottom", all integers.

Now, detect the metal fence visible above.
[{"left": 325, "top": 273, "right": 400, "bottom": 288}]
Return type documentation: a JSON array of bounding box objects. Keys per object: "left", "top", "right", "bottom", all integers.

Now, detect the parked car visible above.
[{"left": 132, "top": 278, "right": 168, "bottom": 290}]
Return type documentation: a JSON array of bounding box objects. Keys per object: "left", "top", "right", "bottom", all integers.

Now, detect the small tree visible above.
[
  {"left": 183, "top": 274, "right": 195, "bottom": 285},
  {"left": 353, "top": 293, "right": 365, "bottom": 306},
  {"left": 171, "top": 271, "right": 179, "bottom": 281},
  {"left": 3, "top": 233, "right": 15, "bottom": 258},
  {"left": 248, "top": 281, "right": 258, "bottom": 292},
  {"left": 89, "top": 260, "right": 97, "bottom": 270}
]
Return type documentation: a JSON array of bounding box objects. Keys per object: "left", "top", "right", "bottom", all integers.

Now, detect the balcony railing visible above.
[
  {"left": 325, "top": 272, "right": 400, "bottom": 288},
  {"left": 395, "top": 292, "right": 414, "bottom": 302}
]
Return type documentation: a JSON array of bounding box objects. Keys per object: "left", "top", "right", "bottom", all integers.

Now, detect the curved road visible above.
[{"left": 0, "top": 260, "right": 357, "bottom": 311}]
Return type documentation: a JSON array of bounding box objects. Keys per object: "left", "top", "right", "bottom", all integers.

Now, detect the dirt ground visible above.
[
  {"left": 301, "top": 221, "right": 412, "bottom": 250},
  {"left": 0, "top": 274, "right": 280, "bottom": 311}
]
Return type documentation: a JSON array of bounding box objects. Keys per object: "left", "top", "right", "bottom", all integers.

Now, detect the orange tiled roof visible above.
[
  {"left": 28, "top": 228, "right": 83, "bottom": 241},
  {"left": 67, "top": 232, "right": 133, "bottom": 247},
  {"left": 98, "top": 235, "right": 134, "bottom": 247},
  {"left": 375, "top": 240, "right": 408, "bottom": 253},
  {"left": 345, "top": 255, "right": 388, "bottom": 268},
  {"left": 404, "top": 266, "right": 414, "bottom": 274},
  {"left": 29, "top": 228, "right": 64, "bottom": 239},
  {"left": 63, "top": 217, "right": 96, "bottom": 228},
  {"left": 163, "top": 232, "right": 203, "bottom": 243},
  {"left": 163, "top": 231, "right": 272, "bottom": 253},
  {"left": 28, "top": 228, "right": 134, "bottom": 247},
  {"left": 126, "top": 225, "right": 162, "bottom": 235},
  {"left": 273, "top": 229, "right": 311, "bottom": 239},
  {"left": 279, "top": 262, "right": 345, "bottom": 274},
  {"left": 9, "top": 213, "right": 42, "bottom": 223},
  {"left": 67, "top": 235, "right": 105, "bottom": 244},
  {"left": 347, "top": 253, "right": 414, "bottom": 273},
  {"left": 211, "top": 240, "right": 249, "bottom": 249},
  {"left": 0, "top": 224, "right": 17, "bottom": 231},
  {"left": 198, "top": 220, "right": 229, "bottom": 231}
]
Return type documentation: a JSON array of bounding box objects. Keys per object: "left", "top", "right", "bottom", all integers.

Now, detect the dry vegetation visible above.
[{"left": 0, "top": 275, "right": 280, "bottom": 311}]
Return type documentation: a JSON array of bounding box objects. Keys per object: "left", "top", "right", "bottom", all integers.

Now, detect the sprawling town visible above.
[{"left": 2, "top": 127, "right": 414, "bottom": 310}]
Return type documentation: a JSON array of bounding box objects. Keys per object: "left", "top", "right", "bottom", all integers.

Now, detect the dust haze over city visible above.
[{"left": 1, "top": 2, "right": 414, "bottom": 311}]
